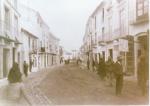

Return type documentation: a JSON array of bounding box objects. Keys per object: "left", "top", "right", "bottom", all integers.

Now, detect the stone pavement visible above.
[
  {"left": 0, "top": 63, "right": 149, "bottom": 105},
  {"left": 0, "top": 64, "right": 62, "bottom": 106},
  {"left": 38, "top": 63, "right": 149, "bottom": 105},
  {"left": 22, "top": 67, "right": 52, "bottom": 105}
]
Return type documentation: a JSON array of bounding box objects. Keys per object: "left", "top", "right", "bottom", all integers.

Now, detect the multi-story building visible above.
[
  {"left": 83, "top": 0, "right": 149, "bottom": 76},
  {"left": 128, "top": 0, "right": 149, "bottom": 76},
  {"left": 47, "top": 32, "right": 60, "bottom": 66},
  {"left": 0, "top": 0, "right": 22, "bottom": 79},
  {"left": 19, "top": 3, "right": 60, "bottom": 70},
  {"left": 82, "top": 17, "right": 93, "bottom": 69},
  {"left": 19, "top": 4, "right": 42, "bottom": 71}
]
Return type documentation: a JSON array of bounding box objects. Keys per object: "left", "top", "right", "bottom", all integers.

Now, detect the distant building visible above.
[{"left": 19, "top": 4, "right": 60, "bottom": 71}]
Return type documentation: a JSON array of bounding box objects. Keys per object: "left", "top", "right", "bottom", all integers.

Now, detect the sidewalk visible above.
[{"left": 0, "top": 64, "right": 62, "bottom": 106}]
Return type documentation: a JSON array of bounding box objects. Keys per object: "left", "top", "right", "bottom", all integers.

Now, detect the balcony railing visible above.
[{"left": 97, "top": 27, "right": 128, "bottom": 43}]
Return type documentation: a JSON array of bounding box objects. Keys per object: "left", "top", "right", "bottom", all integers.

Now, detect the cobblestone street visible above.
[
  {"left": 35, "top": 62, "right": 149, "bottom": 105},
  {"left": 0, "top": 63, "right": 148, "bottom": 105}
]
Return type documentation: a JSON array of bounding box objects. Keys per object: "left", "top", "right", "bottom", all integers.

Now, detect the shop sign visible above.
[{"left": 119, "top": 39, "right": 128, "bottom": 52}]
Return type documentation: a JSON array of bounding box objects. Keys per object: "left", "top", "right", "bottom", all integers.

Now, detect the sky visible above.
[{"left": 20, "top": 0, "right": 101, "bottom": 51}]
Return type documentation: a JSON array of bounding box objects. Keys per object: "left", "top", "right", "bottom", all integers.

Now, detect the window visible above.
[
  {"left": 102, "top": 8, "right": 105, "bottom": 22},
  {"left": 28, "top": 37, "right": 30, "bottom": 49},
  {"left": 4, "top": 7, "right": 10, "bottom": 31},
  {"left": 102, "top": 27, "right": 105, "bottom": 40},
  {"left": 95, "top": 32, "right": 97, "bottom": 43},
  {"left": 136, "top": 0, "right": 149, "bottom": 18},
  {"left": 108, "top": 17, "right": 112, "bottom": 39},
  {"left": 95, "top": 16, "right": 97, "bottom": 30},
  {"left": 14, "top": 15, "right": 18, "bottom": 36},
  {"left": 120, "top": 9, "right": 126, "bottom": 35},
  {"left": 14, "top": 0, "right": 17, "bottom": 9}
]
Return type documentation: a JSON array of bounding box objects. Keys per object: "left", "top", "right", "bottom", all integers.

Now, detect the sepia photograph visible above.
[{"left": 0, "top": 0, "right": 149, "bottom": 105}]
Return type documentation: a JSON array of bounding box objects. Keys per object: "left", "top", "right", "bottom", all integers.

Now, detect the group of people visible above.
[
  {"left": 8, "top": 60, "right": 33, "bottom": 84},
  {"left": 92, "top": 56, "right": 124, "bottom": 96},
  {"left": 87, "top": 54, "right": 148, "bottom": 96}
]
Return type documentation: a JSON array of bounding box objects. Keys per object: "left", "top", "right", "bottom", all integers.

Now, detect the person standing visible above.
[
  {"left": 106, "top": 56, "right": 115, "bottom": 86},
  {"left": 29, "top": 59, "right": 33, "bottom": 72},
  {"left": 8, "top": 62, "right": 22, "bottom": 83},
  {"left": 7, "top": 62, "right": 23, "bottom": 100},
  {"left": 114, "top": 56, "right": 124, "bottom": 96},
  {"left": 92, "top": 58, "right": 95, "bottom": 71},
  {"left": 137, "top": 51, "right": 147, "bottom": 96},
  {"left": 98, "top": 57, "right": 106, "bottom": 80},
  {"left": 23, "top": 61, "right": 28, "bottom": 77}
]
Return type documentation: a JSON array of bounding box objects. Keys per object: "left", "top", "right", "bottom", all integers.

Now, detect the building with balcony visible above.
[
  {"left": 0, "top": 0, "right": 22, "bottom": 79},
  {"left": 128, "top": 0, "right": 149, "bottom": 76},
  {"left": 47, "top": 32, "right": 60, "bottom": 66},
  {"left": 19, "top": 4, "right": 42, "bottom": 71},
  {"left": 19, "top": 3, "right": 60, "bottom": 70},
  {"left": 83, "top": 0, "right": 149, "bottom": 76}
]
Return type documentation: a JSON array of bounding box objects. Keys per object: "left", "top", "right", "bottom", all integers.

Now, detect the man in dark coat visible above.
[
  {"left": 137, "top": 53, "right": 147, "bottom": 96},
  {"left": 98, "top": 57, "right": 106, "bottom": 80},
  {"left": 29, "top": 59, "right": 33, "bottom": 72},
  {"left": 8, "top": 62, "right": 22, "bottom": 83},
  {"left": 23, "top": 61, "right": 28, "bottom": 77},
  {"left": 114, "top": 56, "right": 124, "bottom": 96},
  {"left": 106, "top": 56, "right": 115, "bottom": 86}
]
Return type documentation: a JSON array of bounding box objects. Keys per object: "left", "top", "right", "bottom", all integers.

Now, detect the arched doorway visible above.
[{"left": 135, "top": 31, "right": 149, "bottom": 79}]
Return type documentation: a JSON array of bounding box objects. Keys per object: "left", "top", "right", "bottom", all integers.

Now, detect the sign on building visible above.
[{"left": 119, "top": 39, "right": 128, "bottom": 52}]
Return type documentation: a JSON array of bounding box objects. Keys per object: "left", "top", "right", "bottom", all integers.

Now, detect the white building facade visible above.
[
  {"left": 0, "top": 0, "right": 22, "bottom": 79},
  {"left": 82, "top": 0, "right": 149, "bottom": 76},
  {"left": 19, "top": 4, "right": 60, "bottom": 71}
]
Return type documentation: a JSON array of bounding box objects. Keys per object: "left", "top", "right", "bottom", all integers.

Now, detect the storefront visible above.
[{"left": 134, "top": 31, "right": 149, "bottom": 77}]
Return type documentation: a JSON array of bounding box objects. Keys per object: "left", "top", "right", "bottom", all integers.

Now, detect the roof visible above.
[
  {"left": 21, "top": 28, "right": 38, "bottom": 39},
  {"left": 91, "top": 0, "right": 104, "bottom": 17}
]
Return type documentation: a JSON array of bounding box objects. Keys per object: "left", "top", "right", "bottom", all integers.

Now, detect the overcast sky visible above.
[{"left": 20, "top": 0, "right": 101, "bottom": 51}]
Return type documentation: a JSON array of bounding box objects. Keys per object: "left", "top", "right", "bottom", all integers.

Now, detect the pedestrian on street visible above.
[
  {"left": 77, "top": 57, "right": 81, "bottom": 65},
  {"left": 29, "top": 59, "right": 33, "bottom": 72},
  {"left": 92, "top": 58, "right": 95, "bottom": 71},
  {"left": 7, "top": 62, "right": 23, "bottom": 100},
  {"left": 8, "top": 62, "right": 22, "bottom": 83},
  {"left": 137, "top": 51, "right": 148, "bottom": 96},
  {"left": 105, "top": 56, "right": 115, "bottom": 87},
  {"left": 114, "top": 56, "right": 124, "bottom": 96},
  {"left": 87, "top": 59, "right": 90, "bottom": 70},
  {"left": 60, "top": 57, "right": 63, "bottom": 64},
  {"left": 23, "top": 61, "right": 28, "bottom": 77},
  {"left": 97, "top": 57, "right": 106, "bottom": 80}
]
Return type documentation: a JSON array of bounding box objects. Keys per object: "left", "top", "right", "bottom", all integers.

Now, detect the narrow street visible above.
[{"left": 31, "top": 62, "right": 149, "bottom": 105}]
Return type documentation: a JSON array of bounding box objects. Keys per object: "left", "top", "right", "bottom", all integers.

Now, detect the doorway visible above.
[
  {"left": 3, "top": 49, "right": 9, "bottom": 78},
  {"left": 109, "top": 49, "right": 113, "bottom": 59}
]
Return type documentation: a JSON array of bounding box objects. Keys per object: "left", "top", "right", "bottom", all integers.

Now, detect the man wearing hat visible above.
[{"left": 114, "top": 56, "right": 124, "bottom": 96}]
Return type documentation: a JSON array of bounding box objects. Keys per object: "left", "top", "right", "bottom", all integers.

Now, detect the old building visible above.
[
  {"left": 0, "top": 0, "right": 22, "bottom": 79},
  {"left": 82, "top": 0, "right": 149, "bottom": 76},
  {"left": 19, "top": 4, "right": 42, "bottom": 71},
  {"left": 47, "top": 32, "right": 60, "bottom": 66},
  {"left": 19, "top": 4, "right": 60, "bottom": 70}
]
